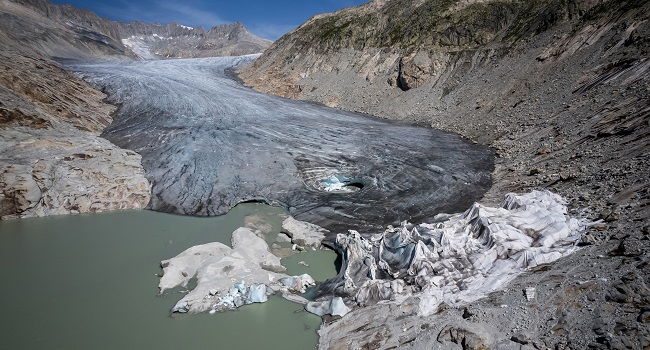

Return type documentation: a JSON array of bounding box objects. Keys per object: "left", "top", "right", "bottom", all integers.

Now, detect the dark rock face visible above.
[{"left": 68, "top": 56, "right": 493, "bottom": 233}]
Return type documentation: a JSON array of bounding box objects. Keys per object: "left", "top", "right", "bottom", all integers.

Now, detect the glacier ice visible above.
[
  {"left": 158, "top": 227, "right": 315, "bottom": 314},
  {"left": 66, "top": 56, "right": 493, "bottom": 232}
]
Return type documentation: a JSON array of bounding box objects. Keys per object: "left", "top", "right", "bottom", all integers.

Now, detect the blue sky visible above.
[{"left": 51, "top": 0, "right": 369, "bottom": 40}]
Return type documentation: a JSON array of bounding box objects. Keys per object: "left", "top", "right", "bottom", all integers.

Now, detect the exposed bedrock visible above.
[
  {"left": 0, "top": 52, "right": 151, "bottom": 219},
  {"left": 68, "top": 56, "right": 493, "bottom": 233}
]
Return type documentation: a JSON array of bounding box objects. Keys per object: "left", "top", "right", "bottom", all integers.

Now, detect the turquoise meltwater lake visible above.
[{"left": 0, "top": 204, "right": 337, "bottom": 350}]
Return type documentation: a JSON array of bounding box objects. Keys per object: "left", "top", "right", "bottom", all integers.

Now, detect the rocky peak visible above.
[{"left": 117, "top": 20, "right": 272, "bottom": 59}]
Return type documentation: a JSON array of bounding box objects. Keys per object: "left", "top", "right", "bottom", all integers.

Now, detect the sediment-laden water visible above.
[{"left": 0, "top": 204, "right": 336, "bottom": 350}]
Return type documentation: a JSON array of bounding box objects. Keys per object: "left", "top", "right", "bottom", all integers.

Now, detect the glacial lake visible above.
[{"left": 0, "top": 204, "right": 337, "bottom": 350}]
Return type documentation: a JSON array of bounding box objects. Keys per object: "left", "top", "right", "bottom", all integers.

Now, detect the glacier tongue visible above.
[
  {"left": 67, "top": 56, "right": 493, "bottom": 233},
  {"left": 315, "top": 190, "right": 587, "bottom": 317}
]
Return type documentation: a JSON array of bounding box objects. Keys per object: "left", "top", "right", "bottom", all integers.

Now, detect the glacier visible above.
[{"left": 67, "top": 56, "right": 493, "bottom": 232}]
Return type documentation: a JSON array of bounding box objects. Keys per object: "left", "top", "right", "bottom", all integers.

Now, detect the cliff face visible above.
[{"left": 240, "top": 0, "right": 650, "bottom": 348}]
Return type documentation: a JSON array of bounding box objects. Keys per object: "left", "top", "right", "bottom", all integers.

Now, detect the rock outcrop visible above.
[
  {"left": 0, "top": 1, "right": 151, "bottom": 219},
  {"left": 240, "top": 0, "right": 650, "bottom": 348},
  {"left": 0, "top": 51, "right": 151, "bottom": 219}
]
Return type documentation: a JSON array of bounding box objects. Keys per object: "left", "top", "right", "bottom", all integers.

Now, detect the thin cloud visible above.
[
  {"left": 159, "top": 1, "right": 225, "bottom": 28},
  {"left": 248, "top": 23, "right": 298, "bottom": 41},
  {"left": 93, "top": 0, "right": 224, "bottom": 29}
]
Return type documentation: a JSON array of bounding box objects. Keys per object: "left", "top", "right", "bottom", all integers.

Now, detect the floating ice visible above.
[{"left": 158, "top": 226, "right": 316, "bottom": 314}]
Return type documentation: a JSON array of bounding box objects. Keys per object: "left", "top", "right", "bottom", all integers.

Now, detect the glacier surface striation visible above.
[{"left": 68, "top": 56, "right": 493, "bottom": 232}]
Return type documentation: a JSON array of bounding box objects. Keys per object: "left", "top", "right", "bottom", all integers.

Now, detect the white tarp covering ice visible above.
[{"left": 321, "top": 190, "right": 588, "bottom": 317}]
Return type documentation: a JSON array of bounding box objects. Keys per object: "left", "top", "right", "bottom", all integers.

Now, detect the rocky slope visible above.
[
  {"left": 0, "top": 0, "right": 132, "bottom": 60},
  {"left": 240, "top": 0, "right": 650, "bottom": 348},
  {"left": 0, "top": 0, "right": 152, "bottom": 219},
  {"left": 0, "top": 50, "right": 151, "bottom": 219}
]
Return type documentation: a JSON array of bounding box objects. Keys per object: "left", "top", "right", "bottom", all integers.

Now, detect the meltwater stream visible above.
[{"left": 68, "top": 55, "right": 493, "bottom": 234}]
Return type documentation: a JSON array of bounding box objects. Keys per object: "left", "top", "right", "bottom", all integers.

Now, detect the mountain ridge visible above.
[{"left": 3, "top": 0, "right": 272, "bottom": 60}]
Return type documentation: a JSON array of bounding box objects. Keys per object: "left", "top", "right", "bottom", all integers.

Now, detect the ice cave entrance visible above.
[{"left": 319, "top": 174, "right": 364, "bottom": 193}]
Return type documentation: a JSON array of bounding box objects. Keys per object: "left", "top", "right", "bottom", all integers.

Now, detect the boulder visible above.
[
  {"left": 437, "top": 325, "right": 492, "bottom": 349},
  {"left": 305, "top": 297, "right": 351, "bottom": 317},
  {"left": 281, "top": 217, "right": 329, "bottom": 247},
  {"left": 397, "top": 51, "right": 436, "bottom": 91}
]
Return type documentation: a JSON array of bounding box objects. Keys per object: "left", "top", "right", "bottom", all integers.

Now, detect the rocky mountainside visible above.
[
  {"left": 0, "top": 0, "right": 153, "bottom": 219},
  {"left": 0, "top": 0, "right": 132, "bottom": 60},
  {"left": 7, "top": 0, "right": 271, "bottom": 59},
  {"left": 240, "top": 0, "right": 650, "bottom": 348},
  {"left": 0, "top": 50, "right": 151, "bottom": 219},
  {"left": 119, "top": 22, "right": 272, "bottom": 59}
]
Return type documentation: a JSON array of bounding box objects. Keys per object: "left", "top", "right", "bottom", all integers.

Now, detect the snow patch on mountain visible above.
[{"left": 121, "top": 37, "right": 159, "bottom": 60}]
